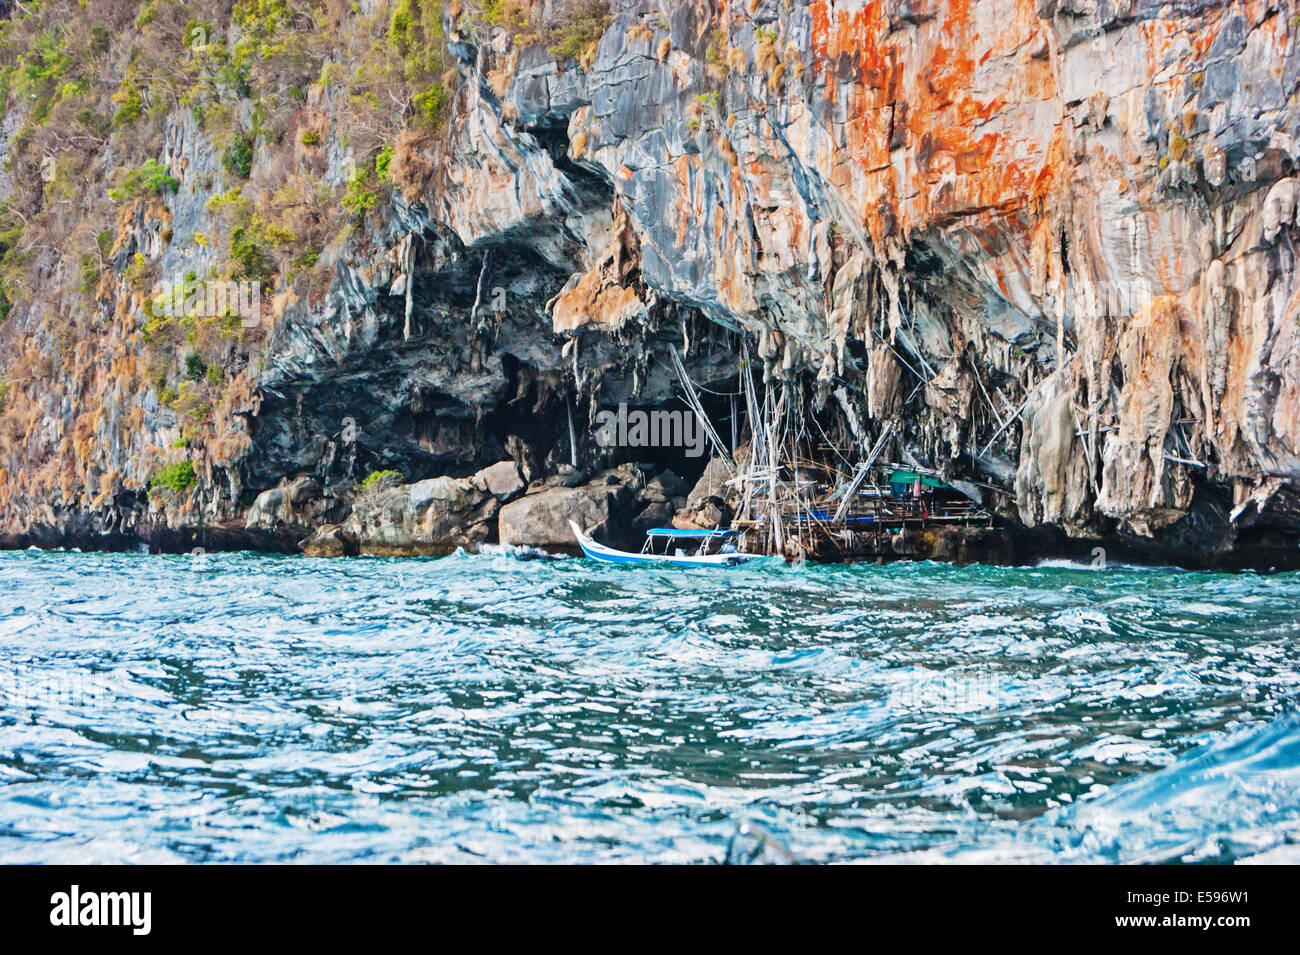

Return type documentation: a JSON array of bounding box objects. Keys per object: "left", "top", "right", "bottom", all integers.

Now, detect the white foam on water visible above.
[{"left": 475, "top": 542, "right": 565, "bottom": 560}]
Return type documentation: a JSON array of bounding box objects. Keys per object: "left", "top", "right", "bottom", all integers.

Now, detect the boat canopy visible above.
[{"left": 645, "top": 527, "right": 739, "bottom": 538}]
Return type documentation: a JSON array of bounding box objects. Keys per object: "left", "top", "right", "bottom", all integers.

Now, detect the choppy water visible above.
[{"left": 1, "top": 548, "right": 1298, "bottom": 864}]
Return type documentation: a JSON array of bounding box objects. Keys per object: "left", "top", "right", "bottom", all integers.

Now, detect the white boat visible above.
[{"left": 568, "top": 521, "right": 759, "bottom": 567}]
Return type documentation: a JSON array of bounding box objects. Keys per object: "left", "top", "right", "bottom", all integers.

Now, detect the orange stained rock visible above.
[{"left": 807, "top": 0, "right": 1058, "bottom": 251}]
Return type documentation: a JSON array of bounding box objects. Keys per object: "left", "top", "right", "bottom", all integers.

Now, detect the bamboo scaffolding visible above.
[
  {"left": 978, "top": 396, "right": 1030, "bottom": 457},
  {"left": 722, "top": 343, "right": 992, "bottom": 559},
  {"left": 668, "top": 344, "right": 735, "bottom": 474},
  {"left": 833, "top": 422, "right": 894, "bottom": 522}
]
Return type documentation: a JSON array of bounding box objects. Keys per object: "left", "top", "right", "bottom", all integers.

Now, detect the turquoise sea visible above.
[{"left": 1, "top": 548, "right": 1298, "bottom": 863}]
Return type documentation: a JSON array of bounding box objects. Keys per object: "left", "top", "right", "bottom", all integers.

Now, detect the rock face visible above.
[
  {"left": 470, "top": 461, "right": 526, "bottom": 501},
  {"left": 245, "top": 476, "right": 346, "bottom": 537},
  {"left": 685, "top": 457, "right": 732, "bottom": 508},
  {"left": 300, "top": 524, "right": 357, "bottom": 559},
  {"left": 499, "top": 481, "right": 631, "bottom": 549},
  {"left": 343, "top": 477, "right": 498, "bottom": 557},
  {"left": 1, "top": 2, "right": 1299, "bottom": 567}
]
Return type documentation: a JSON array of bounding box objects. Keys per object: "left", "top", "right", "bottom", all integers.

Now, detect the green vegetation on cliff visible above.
[
  {"left": 0, "top": 0, "right": 612, "bottom": 527},
  {"left": 360, "top": 469, "right": 403, "bottom": 492},
  {"left": 150, "top": 459, "right": 197, "bottom": 495}
]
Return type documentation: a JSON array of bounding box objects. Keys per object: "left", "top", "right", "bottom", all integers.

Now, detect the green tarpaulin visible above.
[{"left": 887, "top": 470, "right": 950, "bottom": 489}]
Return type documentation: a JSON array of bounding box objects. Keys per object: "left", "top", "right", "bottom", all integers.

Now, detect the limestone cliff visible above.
[{"left": 1, "top": 0, "right": 1299, "bottom": 567}]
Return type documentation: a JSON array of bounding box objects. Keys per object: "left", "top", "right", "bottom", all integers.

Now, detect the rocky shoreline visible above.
[{"left": 5, "top": 446, "right": 1298, "bottom": 572}]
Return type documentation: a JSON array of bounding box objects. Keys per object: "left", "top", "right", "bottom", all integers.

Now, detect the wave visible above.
[
  {"left": 1033, "top": 557, "right": 1183, "bottom": 573},
  {"left": 1035, "top": 558, "right": 1105, "bottom": 571},
  {"left": 1061, "top": 711, "right": 1300, "bottom": 863},
  {"left": 903, "top": 712, "right": 1300, "bottom": 864},
  {"left": 473, "top": 542, "right": 567, "bottom": 560}
]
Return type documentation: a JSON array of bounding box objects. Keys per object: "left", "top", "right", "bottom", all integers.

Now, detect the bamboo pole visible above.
[{"left": 668, "top": 344, "right": 734, "bottom": 473}]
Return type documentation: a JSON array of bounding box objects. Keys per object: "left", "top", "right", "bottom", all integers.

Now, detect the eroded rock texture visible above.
[{"left": 2, "top": 0, "right": 1299, "bottom": 567}]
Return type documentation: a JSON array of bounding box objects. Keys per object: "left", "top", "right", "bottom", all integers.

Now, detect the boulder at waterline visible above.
[
  {"left": 300, "top": 524, "right": 358, "bottom": 558},
  {"left": 245, "top": 476, "right": 330, "bottom": 533},
  {"left": 470, "top": 461, "right": 526, "bottom": 501},
  {"left": 499, "top": 482, "right": 632, "bottom": 549},
  {"left": 343, "top": 477, "right": 498, "bottom": 556}
]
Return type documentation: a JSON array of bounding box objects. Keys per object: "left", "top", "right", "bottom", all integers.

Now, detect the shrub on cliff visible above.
[
  {"left": 184, "top": 352, "right": 208, "bottom": 381},
  {"left": 108, "top": 160, "right": 180, "bottom": 203},
  {"left": 354, "top": 469, "right": 404, "bottom": 514},
  {"left": 361, "top": 469, "right": 403, "bottom": 493},
  {"left": 229, "top": 227, "right": 274, "bottom": 282},
  {"left": 343, "top": 170, "right": 382, "bottom": 217},
  {"left": 221, "top": 134, "right": 256, "bottom": 179},
  {"left": 546, "top": 2, "right": 611, "bottom": 64},
  {"left": 387, "top": 0, "right": 456, "bottom": 130},
  {"left": 150, "top": 460, "right": 197, "bottom": 497}
]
